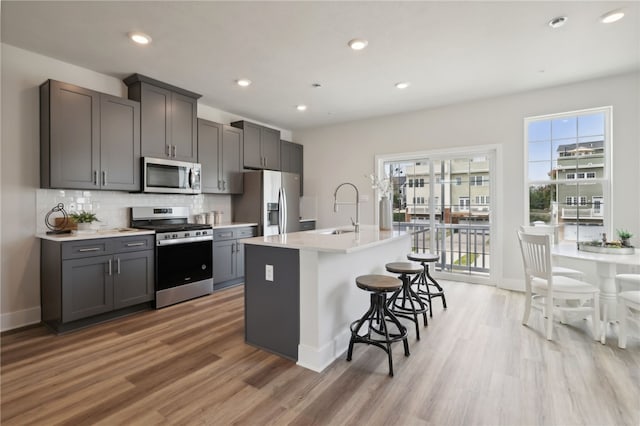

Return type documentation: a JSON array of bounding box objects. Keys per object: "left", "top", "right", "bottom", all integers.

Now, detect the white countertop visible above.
[
  {"left": 211, "top": 222, "right": 258, "bottom": 229},
  {"left": 240, "top": 224, "right": 410, "bottom": 253},
  {"left": 37, "top": 228, "right": 155, "bottom": 242}
]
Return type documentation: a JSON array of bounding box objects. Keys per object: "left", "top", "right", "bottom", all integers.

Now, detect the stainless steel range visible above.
[{"left": 131, "top": 206, "right": 213, "bottom": 308}]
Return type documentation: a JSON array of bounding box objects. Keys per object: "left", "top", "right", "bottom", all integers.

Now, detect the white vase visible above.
[
  {"left": 75, "top": 222, "right": 96, "bottom": 234},
  {"left": 379, "top": 196, "right": 392, "bottom": 230}
]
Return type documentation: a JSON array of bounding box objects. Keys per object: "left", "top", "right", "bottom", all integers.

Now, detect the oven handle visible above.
[{"left": 157, "top": 235, "right": 213, "bottom": 246}]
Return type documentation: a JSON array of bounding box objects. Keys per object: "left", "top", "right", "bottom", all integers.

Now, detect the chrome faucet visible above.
[{"left": 333, "top": 182, "right": 360, "bottom": 233}]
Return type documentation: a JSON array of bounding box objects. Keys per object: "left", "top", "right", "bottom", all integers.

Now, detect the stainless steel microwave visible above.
[{"left": 142, "top": 157, "right": 202, "bottom": 194}]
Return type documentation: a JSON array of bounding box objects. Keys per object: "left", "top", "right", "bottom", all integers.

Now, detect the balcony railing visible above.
[
  {"left": 395, "top": 222, "right": 490, "bottom": 275},
  {"left": 561, "top": 207, "right": 603, "bottom": 219}
]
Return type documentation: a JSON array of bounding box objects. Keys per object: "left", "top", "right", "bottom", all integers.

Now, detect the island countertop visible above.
[{"left": 240, "top": 225, "right": 409, "bottom": 253}]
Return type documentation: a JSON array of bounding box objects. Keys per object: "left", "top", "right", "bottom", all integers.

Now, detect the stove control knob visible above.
[
  {"left": 202, "top": 230, "right": 208, "bottom": 235},
  {"left": 185, "top": 232, "right": 191, "bottom": 237},
  {"left": 196, "top": 231, "right": 201, "bottom": 236},
  {"left": 172, "top": 234, "right": 178, "bottom": 239}
]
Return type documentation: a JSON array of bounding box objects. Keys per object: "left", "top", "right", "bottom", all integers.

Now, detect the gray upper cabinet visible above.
[
  {"left": 198, "top": 119, "right": 244, "bottom": 194},
  {"left": 280, "top": 140, "right": 304, "bottom": 195},
  {"left": 124, "top": 74, "right": 200, "bottom": 163},
  {"left": 231, "top": 121, "right": 281, "bottom": 170},
  {"left": 40, "top": 80, "right": 140, "bottom": 191}
]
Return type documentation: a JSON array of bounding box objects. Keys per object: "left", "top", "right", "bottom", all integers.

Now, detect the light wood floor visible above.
[{"left": 2, "top": 282, "right": 639, "bottom": 425}]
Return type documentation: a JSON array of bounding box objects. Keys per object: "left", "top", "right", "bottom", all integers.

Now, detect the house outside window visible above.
[{"left": 525, "top": 107, "right": 611, "bottom": 242}]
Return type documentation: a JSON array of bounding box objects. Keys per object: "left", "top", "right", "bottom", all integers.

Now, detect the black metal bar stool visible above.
[
  {"left": 407, "top": 252, "right": 447, "bottom": 317},
  {"left": 385, "top": 262, "right": 428, "bottom": 339},
  {"left": 347, "top": 274, "right": 410, "bottom": 377}
]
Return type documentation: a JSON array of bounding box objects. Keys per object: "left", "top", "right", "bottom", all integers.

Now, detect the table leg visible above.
[{"left": 597, "top": 262, "right": 618, "bottom": 344}]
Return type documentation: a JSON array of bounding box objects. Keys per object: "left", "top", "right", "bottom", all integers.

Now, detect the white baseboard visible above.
[
  {"left": 1, "top": 306, "right": 41, "bottom": 332},
  {"left": 499, "top": 277, "right": 524, "bottom": 292}
]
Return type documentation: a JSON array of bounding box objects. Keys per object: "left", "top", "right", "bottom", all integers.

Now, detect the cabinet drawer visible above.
[
  {"left": 299, "top": 221, "right": 316, "bottom": 231},
  {"left": 213, "top": 229, "right": 236, "bottom": 242},
  {"left": 111, "top": 235, "right": 155, "bottom": 253},
  {"left": 236, "top": 227, "right": 257, "bottom": 239},
  {"left": 62, "top": 239, "right": 110, "bottom": 260}
]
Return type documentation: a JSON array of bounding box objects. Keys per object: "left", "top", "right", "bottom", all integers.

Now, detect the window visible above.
[
  {"left": 470, "top": 175, "right": 484, "bottom": 186},
  {"left": 475, "top": 195, "right": 490, "bottom": 204},
  {"left": 525, "top": 107, "right": 611, "bottom": 243},
  {"left": 459, "top": 197, "right": 470, "bottom": 210},
  {"left": 455, "top": 177, "right": 462, "bottom": 186}
]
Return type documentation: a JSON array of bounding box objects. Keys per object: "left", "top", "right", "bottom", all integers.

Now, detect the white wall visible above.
[
  {"left": 295, "top": 71, "right": 640, "bottom": 290},
  {"left": 0, "top": 44, "right": 290, "bottom": 330}
]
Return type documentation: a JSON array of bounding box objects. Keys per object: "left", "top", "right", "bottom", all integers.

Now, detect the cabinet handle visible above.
[
  {"left": 172, "top": 145, "right": 177, "bottom": 158},
  {"left": 264, "top": 157, "right": 267, "bottom": 168},
  {"left": 125, "top": 242, "right": 145, "bottom": 247},
  {"left": 79, "top": 247, "right": 101, "bottom": 252},
  {"left": 93, "top": 170, "right": 97, "bottom": 185},
  {"left": 117, "top": 258, "right": 121, "bottom": 275},
  {"left": 166, "top": 145, "right": 171, "bottom": 157},
  {"left": 108, "top": 259, "right": 112, "bottom": 276},
  {"left": 222, "top": 180, "right": 226, "bottom": 191},
  {"left": 102, "top": 171, "right": 107, "bottom": 186},
  {"left": 217, "top": 180, "right": 222, "bottom": 190}
]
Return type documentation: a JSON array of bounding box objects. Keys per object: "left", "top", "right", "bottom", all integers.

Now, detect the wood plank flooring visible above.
[{"left": 2, "top": 282, "right": 639, "bottom": 425}]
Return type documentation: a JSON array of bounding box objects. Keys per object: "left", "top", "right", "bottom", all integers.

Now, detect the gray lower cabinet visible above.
[
  {"left": 244, "top": 244, "right": 300, "bottom": 360},
  {"left": 212, "top": 226, "right": 257, "bottom": 290},
  {"left": 230, "top": 120, "right": 281, "bottom": 170},
  {"left": 41, "top": 235, "right": 154, "bottom": 333},
  {"left": 198, "top": 119, "right": 244, "bottom": 194},
  {"left": 124, "top": 74, "right": 201, "bottom": 163},
  {"left": 299, "top": 220, "right": 316, "bottom": 231},
  {"left": 40, "top": 80, "right": 140, "bottom": 191}
]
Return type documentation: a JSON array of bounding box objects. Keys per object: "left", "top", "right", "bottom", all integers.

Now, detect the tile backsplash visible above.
[{"left": 37, "top": 189, "right": 231, "bottom": 234}]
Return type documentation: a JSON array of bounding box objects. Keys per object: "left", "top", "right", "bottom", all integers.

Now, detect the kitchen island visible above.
[{"left": 241, "top": 225, "right": 411, "bottom": 372}]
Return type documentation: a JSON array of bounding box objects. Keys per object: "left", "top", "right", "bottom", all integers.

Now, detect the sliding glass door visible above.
[{"left": 381, "top": 150, "right": 494, "bottom": 283}]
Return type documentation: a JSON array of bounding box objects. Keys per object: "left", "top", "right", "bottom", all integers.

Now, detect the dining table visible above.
[{"left": 552, "top": 243, "right": 640, "bottom": 343}]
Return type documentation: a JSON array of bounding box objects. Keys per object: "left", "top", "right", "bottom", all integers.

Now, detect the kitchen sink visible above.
[{"left": 319, "top": 229, "right": 354, "bottom": 235}]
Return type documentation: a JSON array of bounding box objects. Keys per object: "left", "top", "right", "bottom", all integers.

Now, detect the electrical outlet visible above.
[{"left": 265, "top": 264, "right": 274, "bottom": 282}]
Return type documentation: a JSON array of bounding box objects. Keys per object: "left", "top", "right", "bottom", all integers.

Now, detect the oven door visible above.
[{"left": 156, "top": 239, "right": 213, "bottom": 291}]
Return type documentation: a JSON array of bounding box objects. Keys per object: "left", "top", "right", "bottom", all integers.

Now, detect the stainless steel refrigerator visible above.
[{"left": 232, "top": 170, "right": 300, "bottom": 236}]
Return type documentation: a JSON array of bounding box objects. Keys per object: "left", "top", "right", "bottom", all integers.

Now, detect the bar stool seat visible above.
[
  {"left": 407, "top": 252, "right": 447, "bottom": 317},
  {"left": 385, "top": 262, "right": 428, "bottom": 339},
  {"left": 347, "top": 275, "right": 410, "bottom": 376}
]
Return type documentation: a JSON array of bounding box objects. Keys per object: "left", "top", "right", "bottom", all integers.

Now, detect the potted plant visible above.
[
  {"left": 616, "top": 229, "right": 633, "bottom": 247},
  {"left": 69, "top": 211, "right": 99, "bottom": 233}
]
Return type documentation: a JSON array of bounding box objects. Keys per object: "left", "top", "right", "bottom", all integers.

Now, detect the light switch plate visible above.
[{"left": 265, "top": 264, "right": 274, "bottom": 282}]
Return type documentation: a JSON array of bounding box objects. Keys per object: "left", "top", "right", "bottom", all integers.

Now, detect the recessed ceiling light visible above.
[
  {"left": 236, "top": 79, "right": 252, "bottom": 87},
  {"left": 296, "top": 105, "right": 307, "bottom": 111},
  {"left": 601, "top": 9, "right": 625, "bottom": 24},
  {"left": 128, "top": 32, "right": 152, "bottom": 45},
  {"left": 348, "top": 38, "right": 368, "bottom": 50},
  {"left": 548, "top": 16, "right": 568, "bottom": 28},
  {"left": 395, "top": 82, "right": 410, "bottom": 89}
]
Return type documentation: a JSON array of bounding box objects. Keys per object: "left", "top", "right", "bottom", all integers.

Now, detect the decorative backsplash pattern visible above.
[{"left": 36, "top": 189, "right": 231, "bottom": 234}]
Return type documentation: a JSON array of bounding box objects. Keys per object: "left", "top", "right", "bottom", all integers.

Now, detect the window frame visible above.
[{"left": 524, "top": 106, "right": 612, "bottom": 242}]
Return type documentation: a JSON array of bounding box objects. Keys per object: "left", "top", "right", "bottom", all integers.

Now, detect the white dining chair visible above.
[
  {"left": 519, "top": 225, "right": 584, "bottom": 279},
  {"left": 616, "top": 274, "right": 640, "bottom": 348},
  {"left": 517, "top": 230, "right": 600, "bottom": 341}
]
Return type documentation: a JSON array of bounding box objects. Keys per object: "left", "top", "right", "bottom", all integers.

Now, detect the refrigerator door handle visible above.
[
  {"left": 281, "top": 187, "right": 288, "bottom": 234},
  {"left": 277, "top": 187, "right": 284, "bottom": 234}
]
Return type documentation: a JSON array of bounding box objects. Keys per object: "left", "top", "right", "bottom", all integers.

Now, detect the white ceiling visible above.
[{"left": 2, "top": 1, "right": 639, "bottom": 131}]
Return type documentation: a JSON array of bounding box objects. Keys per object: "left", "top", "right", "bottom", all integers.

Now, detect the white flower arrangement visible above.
[{"left": 367, "top": 174, "right": 393, "bottom": 198}]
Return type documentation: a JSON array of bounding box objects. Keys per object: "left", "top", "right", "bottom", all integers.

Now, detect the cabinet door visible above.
[
  {"left": 291, "top": 142, "right": 303, "bottom": 195},
  {"left": 236, "top": 240, "right": 245, "bottom": 279},
  {"left": 280, "top": 140, "right": 292, "bottom": 172},
  {"left": 261, "top": 127, "right": 281, "bottom": 170},
  {"left": 140, "top": 83, "right": 171, "bottom": 158},
  {"left": 49, "top": 81, "right": 100, "bottom": 189},
  {"left": 222, "top": 125, "right": 244, "bottom": 194},
  {"left": 198, "top": 119, "right": 222, "bottom": 193},
  {"left": 242, "top": 122, "right": 262, "bottom": 169},
  {"left": 213, "top": 240, "right": 236, "bottom": 284},
  {"left": 100, "top": 94, "right": 141, "bottom": 191},
  {"left": 171, "top": 93, "right": 198, "bottom": 162},
  {"left": 113, "top": 250, "right": 154, "bottom": 309},
  {"left": 62, "top": 254, "right": 113, "bottom": 322}
]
